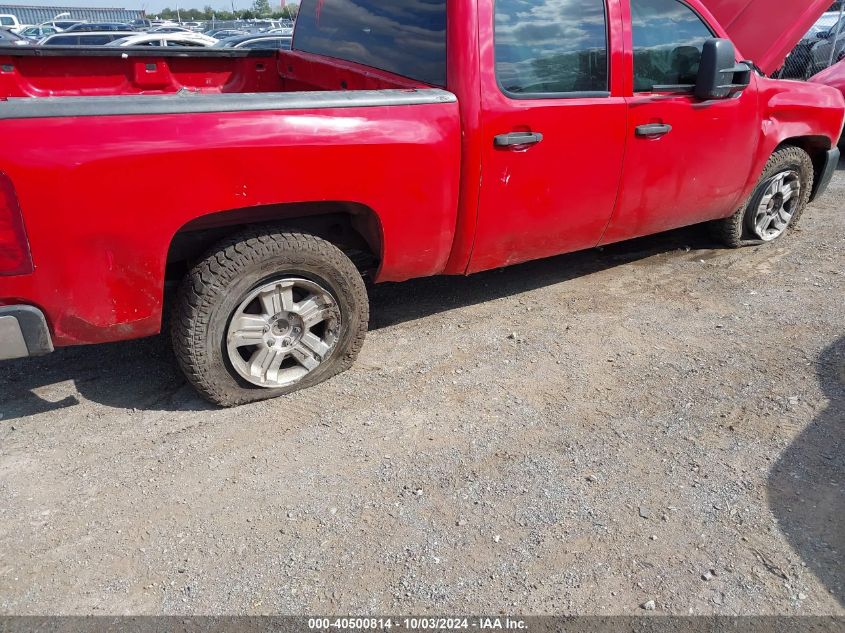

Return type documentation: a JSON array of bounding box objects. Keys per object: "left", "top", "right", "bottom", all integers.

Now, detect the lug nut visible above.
[{"left": 267, "top": 338, "right": 276, "bottom": 346}]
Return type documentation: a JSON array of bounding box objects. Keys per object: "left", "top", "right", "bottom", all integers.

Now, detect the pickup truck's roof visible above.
[{"left": 702, "top": 0, "right": 834, "bottom": 75}]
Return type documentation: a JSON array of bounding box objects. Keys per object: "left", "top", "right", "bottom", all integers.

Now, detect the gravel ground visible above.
[{"left": 0, "top": 163, "right": 843, "bottom": 616}]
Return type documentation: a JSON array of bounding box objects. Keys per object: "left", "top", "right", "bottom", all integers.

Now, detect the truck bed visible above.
[
  {"left": 0, "top": 46, "right": 426, "bottom": 99},
  {"left": 0, "top": 44, "right": 462, "bottom": 346}
]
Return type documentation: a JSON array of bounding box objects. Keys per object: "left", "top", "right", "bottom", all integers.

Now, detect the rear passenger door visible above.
[
  {"left": 469, "top": 0, "right": 628, "bottom": 273},
  {"left": 599, "top": 0, "right": 759, "bottom": 245}
]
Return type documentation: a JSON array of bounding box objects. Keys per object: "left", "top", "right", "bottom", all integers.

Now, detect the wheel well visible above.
[
  {"left": 165, "top": 201, "right": 383, "bottom": 283},
  {"left": 778, "top": 135, "right": 831, "bottom": 186}
]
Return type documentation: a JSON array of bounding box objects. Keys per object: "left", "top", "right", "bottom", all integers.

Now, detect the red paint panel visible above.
[
  {"left": 441, "top": 0, "right": 483, "bottom": 276},
  {"left": 602, "top": 84, "right": 760, "bottom": 244},
  {"left": 277, "top": 50, "right": 428, "bottom": 92},
  {"left": 467, "top": 0, "right": 628, "bottom": 273},
  {"left": 748, "top": 75, "right": 845, "bottom": 191},
  {"left": 0, "top": 102, "right": 460, "bottom": 346},
  {"left": 0, "top": 54, "right": 285, "bottom": 97},
  {"left": 811, "top": 60, "right": 845, "bottom": 95}
]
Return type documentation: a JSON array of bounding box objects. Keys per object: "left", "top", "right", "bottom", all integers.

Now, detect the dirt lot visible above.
[{"left": 0, "top": 163, "right": 843, "bottom": 616}]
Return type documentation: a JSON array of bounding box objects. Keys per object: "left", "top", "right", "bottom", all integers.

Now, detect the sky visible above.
[{"left": 9, "top": 0, "right": 293, "bottom": 14}]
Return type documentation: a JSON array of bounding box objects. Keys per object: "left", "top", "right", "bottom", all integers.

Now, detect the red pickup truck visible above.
[{"left": 0, "top": 0, "right": 842, "bottom": 406}]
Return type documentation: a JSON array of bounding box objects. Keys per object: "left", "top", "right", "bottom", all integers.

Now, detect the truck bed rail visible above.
[{"left": 0, "top": 88, "right": 457, "bottom": 119}]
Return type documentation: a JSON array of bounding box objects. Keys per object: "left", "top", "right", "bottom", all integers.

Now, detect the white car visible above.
[
  {"left": 18, "top": 25, "right": 59, "bottom": 39},
  {"left": 808, "top": 12, "right": 842, "bottom": 38},
  {"left": 106, "top": 32, "right": 218, "bottom": 47},
  {"left": 148, "top": 25, "right": 193, "bottom": 33},
  {"left": 39, "top": 31, "right": 134, "bottom": 46},
  {"left": 0, "top": 14, "right": 22, "bottom": 31}
]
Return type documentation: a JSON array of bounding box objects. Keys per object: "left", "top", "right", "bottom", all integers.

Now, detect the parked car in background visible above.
[
  {"left": 237, "top": 20, "right": 282, "bottom": 32},
  {"left": 0, "top": 14, "right": 22, "bottom": 30},
  {"left": 204, "top": 28, "right": 247, "bottom": 39},
  {"left": 807, "top": 12, "right": 841, "bottom": 38},
  {"left": 18, "top": 25, "right": 58, "bottom": 39},
  {"left": 809, "top": 16, "right": 845, "bottom": 76},
  {"left": 777, "top": 13, "right": 843, "bottom": 78},
  {"left": 182, "top": 22, "right": 204, "bottom": 31},
  {"left": 148, "top": 25, "right": 192, "bottom": 33},
  {"left": 63, "top": 22, "right": 135, "bottom": 32},
  {"left": 50, "top": 20, "right": 86, "bottom": 31},
  {"left": 268, "top": 27, "right": 293, "bottom": 36},
  {"left": 0, "top": 28, "right": 29, "bottom": 45},
  {"left": 106, "top": 32, "right": 217, "bottom": 47},
  {"left": 212, "top": 33, "right": 291, "bottom": 49},
  {"left": 39, "top": 31, "right": 134, "bottom": 46},
  {"left": 811, "top": 60, "right": 845, "bottom": 143},
  {"left": 131, "top": 18, "right": 152, "bottom": 30}
]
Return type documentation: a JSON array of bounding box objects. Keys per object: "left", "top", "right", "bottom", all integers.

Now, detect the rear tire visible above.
[
  {"left": 172, "top": 229, "right": 369, "bottom": 407},
  {"left": 710, "top": 145, "right": 814, "bottom": 248}
]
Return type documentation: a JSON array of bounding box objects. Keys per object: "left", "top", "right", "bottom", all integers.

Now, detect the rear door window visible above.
[{"left": 494, "top": 0, "right": 609, "bottom": 97}]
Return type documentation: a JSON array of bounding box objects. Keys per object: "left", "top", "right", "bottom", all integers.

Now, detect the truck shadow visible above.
[
  {"left": 0, "top": 224, "right": 769, "bottom": 420},
  {"left": 767, "top": 336, "right": 844, "bottom": 606},
  {"left": 0, "top": 331, "right": 215, "bottom": 421},
  {"left": 368, "top": 225, "right": 708, "bottom": 331}
]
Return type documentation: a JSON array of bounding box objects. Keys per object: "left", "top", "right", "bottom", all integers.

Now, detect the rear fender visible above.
[{"left": 0, "top": 97, "right": 461, "bottom": 346}]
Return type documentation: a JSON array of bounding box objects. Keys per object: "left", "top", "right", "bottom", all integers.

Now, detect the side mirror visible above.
[{"left": 695, "top": 38, "right": 752, "bottom": 100}]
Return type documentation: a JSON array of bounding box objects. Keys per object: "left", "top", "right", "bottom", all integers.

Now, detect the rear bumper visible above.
[
  {"left": 0, "top": 305, "right": 54, "bottom": 361},
  {"left": 810, "top": 147, "right": 841, "bottom": 202}
]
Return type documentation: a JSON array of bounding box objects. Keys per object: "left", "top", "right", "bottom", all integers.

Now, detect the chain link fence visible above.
[{"left": 773, "top": 4, "right": 845, "bottom": 79}]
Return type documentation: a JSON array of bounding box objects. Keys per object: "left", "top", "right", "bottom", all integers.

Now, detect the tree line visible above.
[{"left": 154, "top": 1, "right": 298, "bottom": 21}]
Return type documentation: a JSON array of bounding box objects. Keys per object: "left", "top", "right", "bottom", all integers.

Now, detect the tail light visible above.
[{"left": 0, "top": 171, "right": 33, "bottom": 276}]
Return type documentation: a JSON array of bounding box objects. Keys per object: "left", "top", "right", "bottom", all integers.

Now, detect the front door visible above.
[
  {"left": 468, "top": 0, "right": 628, "bottom": 273},
  {"left": 600, "top": 0, "right": 759, "bottom": 245}
]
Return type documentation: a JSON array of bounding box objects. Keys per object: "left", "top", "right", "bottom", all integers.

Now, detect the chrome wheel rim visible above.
[
  {"left": 749, "top": 170, "right": 801, "bottom": 241},
  {"left": 226, "top": 277, "right": 341, "bottom": 388}
]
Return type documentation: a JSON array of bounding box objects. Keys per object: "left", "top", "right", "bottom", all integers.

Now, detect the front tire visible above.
[
  {"left": 172, "top": 229, "right": 369, "bottom": 407},
  {"left": 710, "top": 145, "right": 814, "bottom": 248}
]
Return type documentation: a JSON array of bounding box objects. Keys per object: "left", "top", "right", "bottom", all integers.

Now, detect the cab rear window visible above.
[{"left": 293, "top": 0, "right": 447, "bottom": 87}]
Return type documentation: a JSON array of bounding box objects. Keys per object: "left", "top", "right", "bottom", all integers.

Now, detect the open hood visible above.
[{"left": 702, "top": 0, "right": 834, "bottom": 75}]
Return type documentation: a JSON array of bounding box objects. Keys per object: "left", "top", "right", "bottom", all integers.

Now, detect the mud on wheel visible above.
[
  {"left": 172, "top": 229, "right": 369, "bottom": 407},
  {"left": 710, "top": 145, "right": 815, "bottom": 248}
]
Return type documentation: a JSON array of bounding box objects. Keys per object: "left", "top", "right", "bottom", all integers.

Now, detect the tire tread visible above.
[
  {"left": 710, "top": 145, "right": 815, "bottom": 248},
  {"left": 172, "top": 228, "right": 368, "bottom": 407}
]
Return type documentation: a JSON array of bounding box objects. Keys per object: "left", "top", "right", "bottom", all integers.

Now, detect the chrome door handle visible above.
[
  {"left": 494, "top": 131, "right": 544, "bottom": 148},
  {"left": 635, "top": 123, "right": 672, "bottom": 138}
]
